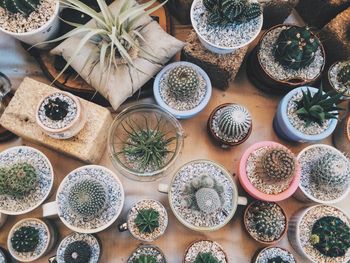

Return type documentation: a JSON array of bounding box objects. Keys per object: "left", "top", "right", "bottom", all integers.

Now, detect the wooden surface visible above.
[{"left": 0, "top": 11, "right": 349, "bottom": 263}]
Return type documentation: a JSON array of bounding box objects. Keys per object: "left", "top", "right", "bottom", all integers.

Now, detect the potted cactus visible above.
[
  {"left": 153, "top": 61, "right": 212, "bottom": 119},
  {"left": 183, "top": 240, "right": 228, "bottom": 263},
  {"left": 288, "top": 204, "right": 350, "bottom": 262},
  {"left": 190, "top": 0, "right": 263, "bottom": 54},
  {"left": 253, "top": 247, "right": 297, "bottom": 263},
  {"left": 323, "top": 60, "right": 350, "bottom": 100},
  {"left": 333, "top": 114, "right": 350, "bottom": 155},
  {"left": 273, "top": 86, "right": 343, "bottom": 142},
  {"left": 247, "top": 25, "right": 326, "bottom": 94},
  {"left": 207, "top": 103, "right": 252, "bottom": 147},
  {"left": 244, "top": 201, "right": 287, "bottom": 245},
  {"left": 127, "top": 244, "right": 167, "bottom": 263},
  {"left": 239, "top": 141, "right": 301, "bottom": 202},
  {"left": 295, "top": 144, "right": 350, "bottom": 204},
  {"left": 0, "top": 0, "right": 60, "bottom": 46}
]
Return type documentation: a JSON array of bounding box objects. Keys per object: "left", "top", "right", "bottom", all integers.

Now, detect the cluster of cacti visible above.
[
  {"left": 311, "top": 152, "right": 350, "bottom": 187},
  {"left": 0, "top": 162, "right": 38, "bottom": 197},
  {"left": 337, "top": 61, "right": 350, "bottom": 87},
  {"left": 68, "top": 179, "right": 107, "bottom": 217},
  {"left": 167, "top": 66, "right": 199, "bottom": 101},
  {"left": 203, "top": 0, "right": 262, "bottom": 26},
  {"left": 261, "top": 147, "right": 296, "bottom": 180},
  {"left": 0, "top": 0, "right": 40, "bottom": 16},
  {"left": 134, "top": 208, "right": 160, "bottom": 234},
  {"left": 217, "top": 104, "right": 252, "bottom": 139},
  {"left": 183, "top": 174, "right": 225, "bottom": 214},
  {"left": 134, "top": 255, "right": 157, "bottom": 263},
  {"left": 44, "top": 97, "right": 69, "bottom": 121},
  {"left": 194, "top": 252, "right": 220, "bottom": 263},
  {"left": 267, "top": 257, "right": 288, "bottom": 263},
  {"left": 295, "top": 87, "right": 343, "bottom": 126},
  {"left": 310, "top": 216, "right": 350, "bottom": 258},
  {"left": 274, "top": 26, "right": 320, "bottom": 70},
  {"left": 11, "top": 226, "right": 40, "bottom": 253},
  {"left": 64, "top": 241, "right": 92, "bottom": 263}
]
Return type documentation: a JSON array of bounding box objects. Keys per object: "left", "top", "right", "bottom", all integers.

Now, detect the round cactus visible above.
[
  {"left": 194, "top": 252, "right": 220, "bottom": 263},
  {"left": 44, "top": 97, "right": 69, "bottom": 121},
  {"left": 267, "top": 257, "right": 288, "bottom": 263},
  {"left": 68, "top": 179, "right": 107, "bottom": 217},
  {"left": 134, "top": 255, "right": 157, "bottom": 263},
  {"left": 64, "top": 241, "right": 92, "bottom": 263},
  {"left": 337, "top": 61, "right": 350, "bottom": 87},
  {"left": 261, "top": 148, "right": 296, "bottom": 180},
  {"left": 195, "top": 188, "right": 222, "bottom": 214},
  {"left": 11, "top": 226, "right": 40, "bottom": 253},
  {"left": 6, "top": 162, "right": 38, "bottom": 197},
  {"left": 274, "top": 26, "right": 320, "bottom": 70},
  {"left": 0, "top": 0, "right": 41, "bottom": 16},
  {"left": 134, "top": 208, "right": 160, "bottom": 234},
  {"left": 167, "top": 66, "right": 199, "bottom": 101}
]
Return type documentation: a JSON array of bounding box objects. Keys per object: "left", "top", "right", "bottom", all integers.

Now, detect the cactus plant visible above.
[
  {"left": 310, "top": 216, "right": 350, "bottom": 257},
  {"left": 261, "top": 148, "right": 296, "bottom": 180},
  {"left": 235, "top": 2, "right": 261, "bottom": 23},
  {"left": 0, "top": 168, "right": 7, "bottom": 195},
  {"left": 134, "top": 208, "right": 160, "bottom": 234},
  {"left": 64, "top": 241, "right": 92, "bottom": 263},
  {"left": 68, "top": 179, "right": 107, "bottom": 217},
  {"left": 167, "top": 66, "right": 199, "bottom": 101},
  {"left": 267, "top": 257, "right": 288, "bottom": 263},
  {"left": 11, "top": 226, "right": 40, "bottom": 253},
  {"left": 337, "top": 61, "right": 350, "bottom": 87},
  {"left": 274, "top": 26, "right": 320, "bottom": 70},
  {"left": 0, "top": 0, "right": 40, "bottom": 16},
  {"left": 44, "top": 97, "right": 69, "bottom": 121},
  {"left": 134, "top": 255, "right": 157, "bottom": 263},
  {"left": 194, "top": 252, "right": 220, "bottom": 263},
  {"left": 311, "top": 152, "right": 350, "bottom": 187}
]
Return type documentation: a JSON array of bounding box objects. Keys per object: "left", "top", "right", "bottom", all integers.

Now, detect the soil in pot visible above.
[
  {"left": 184, "top": 240, "right": 227, "bottom": 263},
  {"left": 325, "top": 60, "right": 350, "bottom": 98},
  {"left": 127, "top": 245, "right": 166, "bottom": 263},
  {"left": 254, "top": 247, "right": 296, "bottom": 263}
]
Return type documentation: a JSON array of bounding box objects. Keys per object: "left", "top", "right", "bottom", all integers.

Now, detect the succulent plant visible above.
[
  {"left": 11, "top": 226, "right": 40, "bottom": 253},
  {"left": 0, "top": 0, "right": 40, "bottom": 16},
  {"left": 217, "top": 104, "right": 252, "bottom": 139},
  {"left": 194, "top": 252, "right": 220, "bottom": 263},
  {"left": 134, "top": 208, "right": 160, "bottom": 234},
  {"left": 274, "top": 26, "right": 320, "bottom": 70},
  {"left": 261, "top": 147, "right": 296, "bottom": 180},
  {"left": 311, "top": 152, "right": 350, "bottom": 187},
  {"left": 183, "top": 174, "right": 225, "bottom": 214},
  {"left": 167, "top": 66, "right": 199, "bottom": 101},
  {"left": 64, "top": 241, "right": 92, "bottom": 263},
  {"left": 0, "top": 168, "right": 7, "bottom": 195},
  {"left": 267, "top": 257, "right": 288, "bottom": 263},
  {"left": 295, "top": 87, "right": 343, "bottom": 126},
  {"left": 68, "top": 179, "right": 107, "bottom": 217},
  {"left": 337, "top": 61, "right": 350, "bottom": 87},
  {"left": 310, "top": 216, "right": 350, "bottom": 258},
  {"left": 235, "top": 2, "right": 261, "bottom": 23},
  {"left": 44, "top": 97, "right": 69, "bottom": 121},
  {"left": 134, "top": 255, "right": 157, "bottom": 263}
]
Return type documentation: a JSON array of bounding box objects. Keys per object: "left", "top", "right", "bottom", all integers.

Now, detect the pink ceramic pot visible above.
[{"left": 238, "top": 141, "right": 301, "bottom": 202}]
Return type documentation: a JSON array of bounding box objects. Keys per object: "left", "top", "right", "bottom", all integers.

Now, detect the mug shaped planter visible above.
[
  {"left": 153, "top": 61, "right": 212, "bottom": 119},
  {"left": 42, "top": 165, "right": 125, "bottom": 234},
  {"left": 238, "top": 141, "right": 301, "bottom": 202},
  {"left": 159, "top": 159, "right": 247, "bottom": 232}
]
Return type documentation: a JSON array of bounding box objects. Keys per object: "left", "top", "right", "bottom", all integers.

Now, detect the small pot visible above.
[
  {"left": 273, "top": 86, "right": 338, "bottom": 142},
  {"left": 322, "top": 61, "right": 350, "bottom": 100},
  {"left": 153, "top": 61, "right": 212, "bottom": 119},
  {"left": 127, "top": 244, "right": 167, "bottom": 263},
  {"left": 333, "top": 114, "right": 350, "bottom": 155},
  {"left": 36, "top": 91, "right": 85, "bottom": 140},
  {"left": 183, "top": 240, "right": 228, "bottom": 263},
  {"left": 252, "top": 246, "right": 297, "bottom": 263},
  {"left": 238, "top": 141, "right": 301, "bottom": 202}
]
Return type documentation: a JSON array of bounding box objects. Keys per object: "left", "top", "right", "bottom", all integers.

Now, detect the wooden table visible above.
[{"left": 0, "top": 13, "right": 349, "bottom": 263}]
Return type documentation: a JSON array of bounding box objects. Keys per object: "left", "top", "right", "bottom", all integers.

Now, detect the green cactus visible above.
[
  {"left": 0, "top": 0, "right": 40, "bottom": 16},
  {"left": 64, "top": 241, "right": 92, "bottom": 263},
  {"left": 0, "top": 168, "right": 7, "bottom": 195},
  {"left": 167, "top": 66, "right": 199, "bottom": 101},
  {"left": 194, "top": 252, "right": 221, "bottom": 263},
  {"left": 236, "top": 2, "right": 262, "bottom": 23},
  {"left": 134, "top": 208, "right": 160, "bottom": 234},
  {"left": 267, "top": 257, "right": 288, "bottom": 263},
  {"left": 6, "top": 162, "right": 38, "bottom": 197},
  {"left": 134, "top": 255, "right": 157, "bottom": 263},
  {"left": 68, "top": 179, "right": 107, "bottom": 217},
  {"left": 337, "top": 61, "right": 350, "bottom": 87},
  {"left": 310, "top": 216, "right": 350, "bottom": 258},
  {"left": 274, "top": 26, "right": 320, "bottom": 70},
  {"left": 11, "top": 226, "right": 40, "bottom": 253},
  {"left": 261, "top": 148, "right": 296, "bottom": 180},
  {"left": 44, "top": 97, "right": 69, "bottom": 121}
]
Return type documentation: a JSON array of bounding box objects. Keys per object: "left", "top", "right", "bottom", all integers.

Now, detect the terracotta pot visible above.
[
  {"left": 183, "top": 240, "right": 228, "bottom": 263},
  {"left": 333, "top": 114, "right": 350, "bottom": 155}
]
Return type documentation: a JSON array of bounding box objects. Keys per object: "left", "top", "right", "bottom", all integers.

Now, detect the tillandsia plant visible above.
[
  {"left": 0, "top": 0, "right": 40, "bottom": 16},
  {"left": 337, "top": 61, "right": 350, "bottom": 87},
  {"left": 310, "top": 216, "right": 350, "bottom": 258},
  {"left": 194, "top": 252, "right": 221, "bottom": 263},
  {"left": 274, "top": 26, "right": 320, "bottom": 70},
  {"left": 167, "top": 66, "right": 199, "bottom": 101},
  {"left": 267, "top": 257, "right": 288, "bottom": 263},
  {"left": 134, "top": 208, "right": 160, "bottom": 234},
  {"left": 11, "top": 226, "right": 40, "bottom": 253},
  {"left": 134, "top": 255, "right": 157, "bottom": 263},
  {"left": 64, "top": 241, "right": 92, "bottom": 263},
  {"left": 203, "top": 0, "right": 261, "bottom": 26},
  {"left": 294, "top": 87, "right": 343, "bottom": 126}
]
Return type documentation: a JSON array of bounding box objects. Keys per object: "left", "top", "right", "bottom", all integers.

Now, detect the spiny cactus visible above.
[
  {"left": 274, "top": 26, "right": 320, "bottom": 70},
  {"left": 44, "top": 97, "right": 69, "bottom": 121},
  {"left": 134, "top": 208, "right": 160, "bottom": 234},
  {"left": 310, "top": 216, "right": 350, "bottom": 258},
  {"left": 311, "top": 152, "right": 350, "bottom": 187},
  {"left": 68, "top": 179, "right": 107, "bottom": 217},
  {"left": 235, "top": 2, "right": 261, "bottom": 23},
  {"left": 0, "top": 0, "right": 40, "bottom": 16},
  {"left": 261, "top": 148, "right": 296, "bottom": 180},
  {"left": 134, "top": 255, "right": 157, "bottom": 263},
  {"left": 337, "top": 61, "right": 350, "bottom": 87},
  {"left": 0, "top": 168, "right": 7, "bottom": 195},
  {"left": 11, "top": 226, "right": 40, "bottom": 253},
  {"left": 167, "top": 66, "right": 199, "bottom": 101},
  {"left": 218, "top": 104, "right": 252, "bottom": 139},
  {"left": 194, "top": 252, "right": 220, "bottom": 263},
  {"left": 64, "top": 241, "right": 92, "bottom": 263},
  {"left": 267, "top": 257, "right": 288, "bottom": 263}
]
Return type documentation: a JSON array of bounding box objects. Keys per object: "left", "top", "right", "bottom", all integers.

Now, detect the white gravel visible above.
[
  {"left": 255, "top": 247, "right": 296, "bottom": 263},
  {"left": 184, "top": 240, "right": 227, "bottom": 263}
]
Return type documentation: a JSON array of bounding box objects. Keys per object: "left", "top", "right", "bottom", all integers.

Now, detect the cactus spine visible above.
[
  {"left": 167, "top": 66, "right": 199, "bottom": 101},
  {"left": 11, "top": 226, "right": 40, "bottom": 253},
  {"left": 337, "top": 61, "right": 350, "bottom": 87},
  {"left": 0, "top": 0, "right": 40, "bottom": 16},
  {"left": 194, "top": 252, "right": 220, "bottom": 263},
  {"left": 64, "top": 241, "right": 92, "bottom": 263},
  {"left": 261, "top": 148, "right": 296, "bottom": 180},
  {"left": 134, "top": 209, "right": 160, "bottom": 234}
]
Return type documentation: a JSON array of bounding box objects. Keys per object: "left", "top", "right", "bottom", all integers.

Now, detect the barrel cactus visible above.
[
  {"left": 274, "top": 26, "right": 320, "bottom": 70},
  {"left": 11, "top": 226, "right": 40, "bottom": 253},
  {"left": 167, "top": 66, "right": 199, "bottom": 101},
  {"left": 134, "top": 255, "right": 157, "bottom": 263},
  {"left": 0, "top": 0, "right": 40, "bottom": 16},
  {"left": 267, "top": 257, "right": 288, "bottom": 263},
  {"left": 68, "top": 179, "right": 107, "bottom": 217},
  {"left": 337, "top": 61, "right": 350, "bottom": 87},
  {"left": 44, "top": 97, "right": 69, "bottom": 121},
  {"left": 194, "top": 252, "right": 220, "bottom": 263},
  {"left": 310, "top": 216, "right": 350, "bottom": 258},
  {"left": 134, "top": 208, "right": 160, "bottom": 234},
  {"left": 64, "top": 241, "right": 92, "bottom": 263}
]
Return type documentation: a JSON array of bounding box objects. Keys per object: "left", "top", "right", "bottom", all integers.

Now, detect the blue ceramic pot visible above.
[{"left": 273, "top": 86, "right": 338, "bottom": 143}]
